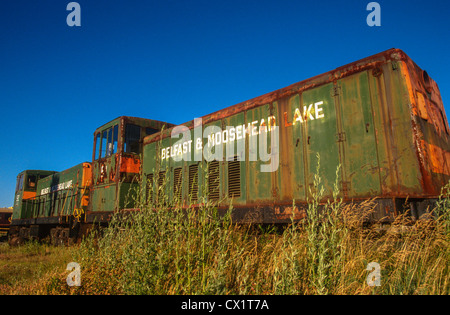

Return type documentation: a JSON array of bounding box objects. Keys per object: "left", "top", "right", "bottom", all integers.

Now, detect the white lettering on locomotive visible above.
[
  {"left": 159, "top": 100, "right": 325, "bottom": 172},
  {"left": 40, "top": 180, "right": 73, "bottom": 195}
]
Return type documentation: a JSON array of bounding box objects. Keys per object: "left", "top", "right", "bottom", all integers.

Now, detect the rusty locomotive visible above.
[
  {"left": 9, "top": 48, "right": 450, "bottom": 245},
  {"left": 0, "top": 208, "right": 13, "bottom": 240}
]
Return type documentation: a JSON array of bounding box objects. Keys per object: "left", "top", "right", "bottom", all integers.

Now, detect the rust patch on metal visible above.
[
  {"left": 274, "top": 205, "right": 307, "bottom": 221},
  {"left": 120, "top": 156, "right": 141, "bottom": 174}
]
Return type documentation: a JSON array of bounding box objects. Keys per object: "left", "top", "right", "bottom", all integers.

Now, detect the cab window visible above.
[
  {"left": 101, "top": 130, "right": 108, "bottom": 158},
  {"left": 112, "top": 124, "right": 119, "bottom": 154},
  {"left": 15, "top": 174, "right": 24, "bottom": 192},
  {"left": 145, "top": 128, "right": 158, "bottom": 136},
  {"left": 95, "top": 124, "right": 119, "bottom": 160},
  {"left": 124, "top": 124, "right": 141, "bottom": 154},
  {"left": 106, "top": 128, "right": 113, "bottom": 156},
  {"left": 95, "top": 133, "right": 101, "bottom": 160},
  {"left": 26, "top": 175, "right": 37, "bottom": 190}
]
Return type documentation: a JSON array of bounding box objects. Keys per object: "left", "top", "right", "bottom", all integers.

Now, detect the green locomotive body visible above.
[
  {"left": 11, "top": 170, "right": 57, "bottom": 222},
  {"left": 9, "top": 49, "right": 450, "bottom": 244},
  {"left": 141, "top": 49, "right": 450, "bottom": 223},
  {"left": 9, "top": 164, "right": 90, "bottom": 244},
  {"left": 9, "top": 117, "right": 173, "bottom": 244}
]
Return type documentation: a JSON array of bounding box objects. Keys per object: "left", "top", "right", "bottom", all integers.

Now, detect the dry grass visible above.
[
  {"left": 1, "top": 174, "right": 449, "bottom": 295},
  {"left": 0, "top": 241, "right": 72, "bottom": 294}
]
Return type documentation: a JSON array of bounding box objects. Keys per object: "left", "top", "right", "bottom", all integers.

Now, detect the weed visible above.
[{"left": 3, "top": 161, "right": 449, "bottom": 295}]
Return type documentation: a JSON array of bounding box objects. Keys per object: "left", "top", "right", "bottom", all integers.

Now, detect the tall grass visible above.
[{"left": 39, "top": 163, "right": 450, "bottom": 295}]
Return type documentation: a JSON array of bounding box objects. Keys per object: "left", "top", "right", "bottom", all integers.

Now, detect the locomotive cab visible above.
[
  {"left": 87, "top": 116, "right": 173, "bottom": 222},
  {"left": 11, "top": 170, "right": 56, "bottom": 221}
]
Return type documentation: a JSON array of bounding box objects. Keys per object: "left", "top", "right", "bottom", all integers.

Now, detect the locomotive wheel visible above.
[
  {"left": 50, "top": 227, "right": 74, "bottom": 246},
  {"left": 8, "top": 236, "right": 24, "bottom": 247}
]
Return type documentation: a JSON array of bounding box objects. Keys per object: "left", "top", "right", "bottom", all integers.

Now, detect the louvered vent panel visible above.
[
  {"left": 228, "top": 156, "right": 241, "bottom": 198},
  {"left": 158, "top": 171, "right": 166, "bottom": 203},
  {"left": 208, "top": 160, "right": 220, "bottom": 200},
  {"left": 173, "top": 167, "right": 182, "bottom": 202},
  {"left": 146, "top": 173, "right": 153, "bottom": 204},
  {"left": 188, "top": 164, "right": 198, "bottom": 203}
]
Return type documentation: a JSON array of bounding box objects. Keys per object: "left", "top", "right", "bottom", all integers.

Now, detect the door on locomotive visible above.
[{"left": 89, "top": 116, "right": 172, "bottom": 218}]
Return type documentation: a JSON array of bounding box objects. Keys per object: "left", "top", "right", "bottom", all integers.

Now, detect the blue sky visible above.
[{"left": 0, "top": 0, "right": 449, "bottom": 206}]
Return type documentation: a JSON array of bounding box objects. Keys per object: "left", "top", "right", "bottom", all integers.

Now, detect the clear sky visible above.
[{"left": 0, "top": 0, "right": 449, "bottom": 206}]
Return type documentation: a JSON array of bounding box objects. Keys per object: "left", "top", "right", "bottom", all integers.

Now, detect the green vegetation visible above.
[{"left": 1, "top": 168, "right": 449, "bottom": 295}]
